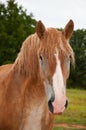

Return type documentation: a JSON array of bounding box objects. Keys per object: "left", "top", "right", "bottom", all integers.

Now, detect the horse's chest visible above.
[{"left": 21, "top": 106, "right": 44, "bottom": 130}]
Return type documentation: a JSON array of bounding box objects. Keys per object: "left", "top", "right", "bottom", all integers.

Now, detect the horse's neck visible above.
[
  {"left": 9, "top": 67, "right": 28, "bottom": 92},
  {"left": 9, "top": 64, "right": 45, "bottom": 99}
]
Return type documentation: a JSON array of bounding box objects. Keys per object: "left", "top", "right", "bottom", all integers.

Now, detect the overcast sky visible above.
[{"left": 1, "top": 0, "right": 86, "bottom": 29}]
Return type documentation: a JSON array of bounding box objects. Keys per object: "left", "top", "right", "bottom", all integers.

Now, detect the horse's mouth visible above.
[
  {"left": 48, "top": 99, "right": 68, "bottom": 115},
  {"left": 48, "top": 105, "right": 65, "bottom": 115}
]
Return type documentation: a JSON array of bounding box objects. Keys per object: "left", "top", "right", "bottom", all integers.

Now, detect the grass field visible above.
[{"left": 53, "top": 89, "right": 86, "bottom": 130}]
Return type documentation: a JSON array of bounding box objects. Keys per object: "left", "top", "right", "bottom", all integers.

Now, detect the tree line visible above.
[{"left": 0, "top": 0, "right": 86, "bottom": 89}]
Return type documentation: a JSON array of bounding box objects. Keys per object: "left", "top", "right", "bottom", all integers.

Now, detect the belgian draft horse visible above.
[{"left": 0, "top": 20, "right": 74, "bottom": 130}]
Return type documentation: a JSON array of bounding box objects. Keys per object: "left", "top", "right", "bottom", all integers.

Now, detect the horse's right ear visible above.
[{"left": 36, "top": 20, "right": 46, "bottom": 39}]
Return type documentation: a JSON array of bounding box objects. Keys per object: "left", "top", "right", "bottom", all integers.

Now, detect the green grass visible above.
[
  {"left": 53, "top": 127, "right": 85, "bottom": 130},
  {"left": 53, "top": 89, "right": 86, "bottom": 129}
]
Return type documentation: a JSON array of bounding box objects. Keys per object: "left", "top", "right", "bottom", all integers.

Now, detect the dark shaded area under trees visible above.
[
  {"left": 0, "top": 0, "right": 36, "bottom": 64},
  {"left": 0, "top": 0, "right": 86, "bottom": 89}
]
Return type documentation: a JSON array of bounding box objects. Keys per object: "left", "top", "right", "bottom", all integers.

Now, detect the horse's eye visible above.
[
  {"left": 39, "top": 55, "right": 43, "bottom": 65},
  {"left": 39, "top": 55, "right": 43, "bottom": 61}
]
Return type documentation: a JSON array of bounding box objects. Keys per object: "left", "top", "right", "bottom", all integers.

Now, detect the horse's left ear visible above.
[
  {"left": 36, "top": 20, "right": 46, "bottom": 39},
  {"left": 63, "top": 20, "right": 74, "bottom": 40}
]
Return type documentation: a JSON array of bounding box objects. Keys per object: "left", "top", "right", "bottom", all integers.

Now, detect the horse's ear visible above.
[
  {"left": 63, "top": 20, "right": 74, "bottom": 40},
  {"left": 36, "top": 20, "right": 46, "bottom": 39}
]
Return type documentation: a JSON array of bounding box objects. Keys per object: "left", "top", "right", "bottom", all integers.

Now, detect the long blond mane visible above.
[{"left": 13, "top": 34, "right": 39, "bottom": 76}]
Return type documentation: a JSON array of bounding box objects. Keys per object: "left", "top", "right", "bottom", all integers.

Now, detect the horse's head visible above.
[{"left": 36, "top": 20, "right": 74, "bottom": 115}]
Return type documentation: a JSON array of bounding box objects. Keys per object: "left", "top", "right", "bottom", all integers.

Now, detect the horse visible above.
[{"left": 0, "top": 20, "right": 74, "bottom": 130}]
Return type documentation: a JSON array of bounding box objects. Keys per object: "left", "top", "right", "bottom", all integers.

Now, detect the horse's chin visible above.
[{"left": 54, "top": 112, "right": 63, "bottom": 115}]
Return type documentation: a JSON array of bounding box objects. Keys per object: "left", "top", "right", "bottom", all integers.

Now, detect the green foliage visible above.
[
  {"left": 0, "top": 0, "right": 36, "bottom": 64},
  {"left": 68, "top": 30, "right": 86, "bottom": 89}
]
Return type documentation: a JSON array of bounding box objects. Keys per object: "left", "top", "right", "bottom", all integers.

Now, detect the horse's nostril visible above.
[
  {"left": 65, "top": 100, "right": 68, "bottom": 108},
  {"left": 48, "top": 96, "right": 54, "bottom": 113},
  {"left": 48, "top": 99, "right": 53, "bottom": 113}
]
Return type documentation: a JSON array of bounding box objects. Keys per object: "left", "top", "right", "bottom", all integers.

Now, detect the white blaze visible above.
[
  {"left": 53, "top": 53, "right": 65, "bottom": 94},
  {"left": 52, "top": 53, "right": 66, "bottom": 114}
]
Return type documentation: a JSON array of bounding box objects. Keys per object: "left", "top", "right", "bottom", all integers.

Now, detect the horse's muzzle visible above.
[{"left": 48, "top": 98, "right": 68, "bottom": 114}]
